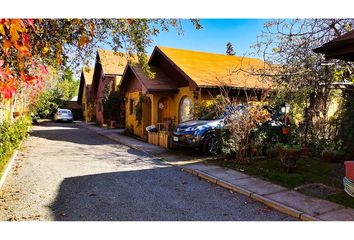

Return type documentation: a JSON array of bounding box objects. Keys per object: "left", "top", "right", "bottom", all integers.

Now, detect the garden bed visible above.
[
  {"left": 0, "top": 116, "right": 31, "bottom": 178},
  {"left": 208, "top": 157, "right": 354, "bottom": 209}
]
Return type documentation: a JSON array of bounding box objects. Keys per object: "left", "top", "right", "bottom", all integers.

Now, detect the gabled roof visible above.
[
  {"left": 82, "top": 67, "right": 94, "bottom": 85},
  {"left": 97, "top": 49, "right": 130, "bottom": 75},
  {"left": 154, "top": 46, "right": 272, "bottom": 89},
  {"left": 120, "top": 64, "right": 178, "bottom": 93},
  {"left": 78, "top": 67, "right": 94, "bottom": 105},
  {"left": 92, "top": 49, "right": 136, "bottom": 96}
]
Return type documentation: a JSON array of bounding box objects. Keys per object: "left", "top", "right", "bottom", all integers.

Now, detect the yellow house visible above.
[
  {"left": 78, "top": 67, "right": 95, "bottom": 122},
  {"left": 0, "top": 92, "right": 26, "bottom": 123},
  {"left": 120, "top": 46, "right": 271, "bottom": 139},
  {"left": 0, "top": 99, "right": 11, "bottom": 123}
]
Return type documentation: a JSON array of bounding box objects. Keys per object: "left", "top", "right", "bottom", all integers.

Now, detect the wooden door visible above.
[{"left": 158, "top": 97, "right": 170, "bottom": 123}]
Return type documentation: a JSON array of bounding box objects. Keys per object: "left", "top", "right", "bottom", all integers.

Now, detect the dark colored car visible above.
[{"left": 171, "top": 106, "right": 243, "bottom": 155}]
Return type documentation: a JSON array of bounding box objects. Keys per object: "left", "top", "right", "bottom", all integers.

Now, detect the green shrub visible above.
[
  {"left": 31, "top": 90, "right": 63, "bottom": 118},
  {"left": 0, "top": 116, "right": 31, "bottom": 173},
  {"left": 102, "top": 91, "right": 124, "bottom": 125}
]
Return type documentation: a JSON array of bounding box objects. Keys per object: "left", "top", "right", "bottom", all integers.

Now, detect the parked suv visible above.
[
  {"left": 54, "top": 109, "right": 74, "bottom": 122},
  {"left": 172, "top": 106, "right": 243, "bottom": 155}
]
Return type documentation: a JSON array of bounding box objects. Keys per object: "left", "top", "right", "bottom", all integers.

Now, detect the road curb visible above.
[
  {"left": 300, "top": 213, "right": 320, "bottom": 221},
  {"left": 0, "top": 150, "right": 19, "bottom": 190},
  {"left": 217, "top": 179, "right": 253, "bottom": 197},
  {"left": 196, "top": 171, "right": 218, "bottom": 184},
  {"left": 250, "top": 193, "right": 303, "bottom": 219},
  {"left": 182, "top": 167, "right": 318, "bottom": 221}
]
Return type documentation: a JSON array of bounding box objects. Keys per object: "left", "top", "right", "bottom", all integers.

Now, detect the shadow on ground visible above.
[
  {"left": 31, "top": 121, "right": 205, "bottom": 160},
  {"left": 49, "top": 167, "right": 295, "bottom": 221},
  {"left": 30, "top": 121, "right": 119, "bottom": 146}
]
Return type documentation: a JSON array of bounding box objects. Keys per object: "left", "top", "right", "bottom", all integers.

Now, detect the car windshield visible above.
[
  {"left": 198, "top": 111, "right": 220, "bottom": 120},
  {"left": 198, "top": 105, "right": 244, "bottom": 121},
  {"left": 59, "top": 110, "right": 71, "bottom": 114}
]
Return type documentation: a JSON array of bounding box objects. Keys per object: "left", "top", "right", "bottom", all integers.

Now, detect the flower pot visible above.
[
  {"left": 277, "top": 147, "right": 301, "bottom": 172},
  {"left": 345, "top": 161, "right": 354, "bottom": 181},
  {"left": 282, "top": 127, "right": 290, "bottom": 135}
]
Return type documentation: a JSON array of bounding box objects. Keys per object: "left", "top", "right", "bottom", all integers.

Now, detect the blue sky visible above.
[
  {"left": 147, "top": 19, "right": 268, "bottom": 57},
  {"left": 79, "top": 19, "right": 269, "bottom": 75}
]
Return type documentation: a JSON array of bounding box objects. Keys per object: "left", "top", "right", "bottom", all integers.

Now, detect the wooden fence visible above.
[{"left": 148, "top": 131, "right": 170, "bottom": 149}]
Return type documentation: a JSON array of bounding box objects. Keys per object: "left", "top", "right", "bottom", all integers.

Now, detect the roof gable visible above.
[
  {"left": 97, "top": 49, "right": 129, "bottom": 75},
  {"left": 82, "top": 67, "right": 94, "bottom": 85},
  {"left": 120, "top": 64, "right": 178, "bottom": 94},
  {"left": 92, "top": 49, "right": 137, "bottom": 96},
  {"left": 78, "top": 67, "right": 94, "bottom": 104}
]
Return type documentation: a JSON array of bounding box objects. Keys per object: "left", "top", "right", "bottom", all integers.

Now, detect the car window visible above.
[
  {"left": 58, "top": 110, "right": 71, "bottom": 114},
  {"left": 198, "top": 105, "right": 245, "bottom": 121},
  {"left": 199, "top": 111, "right": 220, "bottom": 120}
]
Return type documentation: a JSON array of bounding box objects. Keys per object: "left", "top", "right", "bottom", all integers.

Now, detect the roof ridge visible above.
[{"left": 157, "top": 45, "right": 262, "bottom": 61}]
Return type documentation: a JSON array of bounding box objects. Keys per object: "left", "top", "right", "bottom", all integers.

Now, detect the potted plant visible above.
[{"left": 277, "top": 144, "right": 301, "bottom": 172}]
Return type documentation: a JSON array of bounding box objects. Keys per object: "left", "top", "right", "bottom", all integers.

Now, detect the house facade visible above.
[
  {"left": 78, "top": 67, "right": 94, "bottom": 121},
  {"left": 0, "top": 90, "right": 28, "bottom": 124},
  {"left": 91, "top": 49, "right": 130, "bottom": 125},
  {"left": 120, "top": 46, "right": 271, "bottom": 139}
]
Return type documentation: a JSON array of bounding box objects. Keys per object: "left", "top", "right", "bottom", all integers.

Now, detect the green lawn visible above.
[{"left": 209, "top": 156, "right": 354, "bottom": 208}]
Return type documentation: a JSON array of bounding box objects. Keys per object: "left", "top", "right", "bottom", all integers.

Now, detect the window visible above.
[
  {"left": 129, "top": 99, "right": 134, "bottom": 115},
  {"left": 179, "top": 96, "right": 192, "bottom": 123}
]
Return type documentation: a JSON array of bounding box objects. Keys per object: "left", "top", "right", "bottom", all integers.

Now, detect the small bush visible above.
[
  {"left": 0, "top": 116, "right": 31, "bottom": 173},
  {"left": 31, "top": 90, "right": 63, "bottom": 118},
  {"left": 102, "top": 91, "right": 124, "bottom": 125}
]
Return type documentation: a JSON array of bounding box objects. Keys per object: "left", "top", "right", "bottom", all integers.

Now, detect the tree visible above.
[
  {"left": 226, "top": 42, "right": 235, "bottom": 55},
  {"left": 0, "top": 19, "right": 202, "bottom": 122},
  {"left": 214, "top": 89, "right": 270, "bottom": 163},
  {"left": 57, "top": 66, "right": 79, "bottom": 100},
  {"left": 253, "top": 19, "right": 354, "bottom": 148},
  {"left": 30, "top": 89, "right": 63, "bottom": 118}
]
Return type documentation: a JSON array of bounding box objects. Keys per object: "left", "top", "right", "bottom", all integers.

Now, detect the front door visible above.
[{"left": 158, "top": 97, "right": 170, "bottom": 123}]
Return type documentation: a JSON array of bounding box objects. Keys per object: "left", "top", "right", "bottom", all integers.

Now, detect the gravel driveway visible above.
[{"left": 0, "top": 121, "right": 295, "bottom": 221}]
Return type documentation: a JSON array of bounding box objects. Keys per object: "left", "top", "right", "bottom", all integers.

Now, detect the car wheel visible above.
[{"left": 202, "top": 134, "right": 219, "bottom": 156}]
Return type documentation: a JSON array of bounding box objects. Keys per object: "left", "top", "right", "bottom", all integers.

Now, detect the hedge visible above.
[{"left": 0, "top": 116, "right": 31, "bottom": 175}]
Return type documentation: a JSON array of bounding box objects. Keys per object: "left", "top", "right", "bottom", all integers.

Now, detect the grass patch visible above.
[
  {"left": 209, "top": 157, "right": 354, "bottom": 208},
  {"left": 326, "top": 192, "right": 354, "bottom": 209}
]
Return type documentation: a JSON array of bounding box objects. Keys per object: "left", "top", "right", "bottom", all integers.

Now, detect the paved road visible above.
[{"left": 0, "top": 121, "right": 295, "bottom": 221}]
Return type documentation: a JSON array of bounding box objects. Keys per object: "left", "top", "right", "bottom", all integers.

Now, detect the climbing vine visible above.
[{"left": 135, "top": 95, "right": 149, "bottom": 126}]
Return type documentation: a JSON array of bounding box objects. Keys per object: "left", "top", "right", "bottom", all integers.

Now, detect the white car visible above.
[{"left": 54, "top": 109, "right": 74, "bottom": 122}]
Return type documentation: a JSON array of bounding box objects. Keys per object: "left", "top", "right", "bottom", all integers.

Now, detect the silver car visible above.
[{"left": 54, "top": 109, "right": 74, "bottom": 122}]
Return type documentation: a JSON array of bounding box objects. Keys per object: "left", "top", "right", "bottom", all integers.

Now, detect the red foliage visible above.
[{"left": 0, "top": 18, "right": 45, "bottom": 100}]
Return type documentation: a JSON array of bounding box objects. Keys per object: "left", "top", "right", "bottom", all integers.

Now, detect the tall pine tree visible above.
[{"left": 226, "top": 42, "right": 236, "bottom": 55}]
